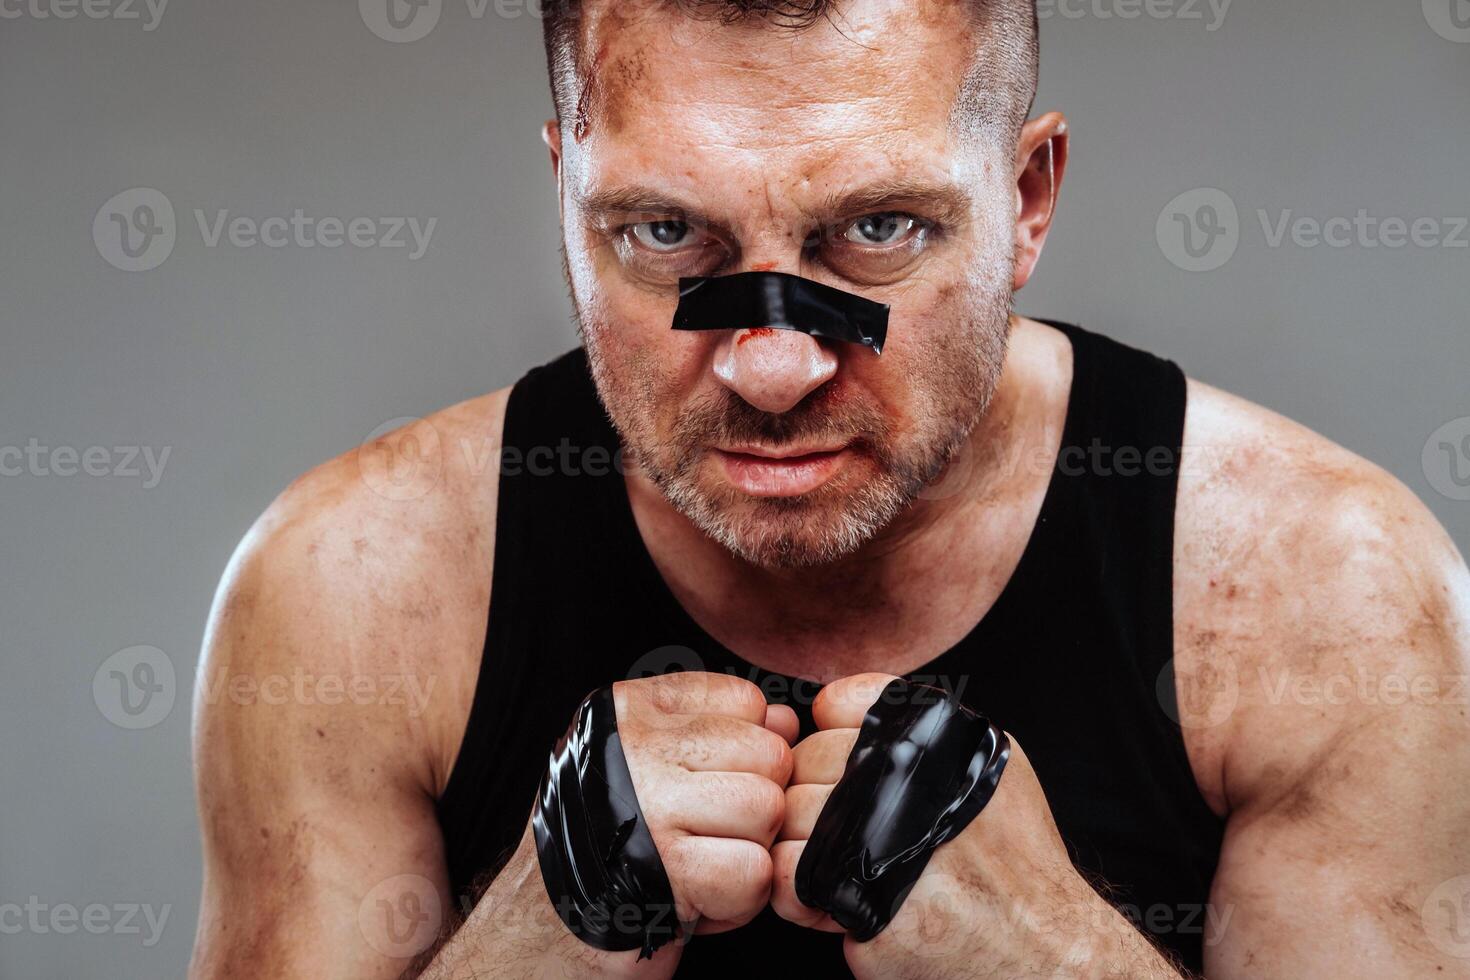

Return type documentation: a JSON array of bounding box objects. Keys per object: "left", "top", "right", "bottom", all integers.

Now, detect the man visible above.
[{"left": 188, "top": 0, "right": 1470, "bottom": 977}]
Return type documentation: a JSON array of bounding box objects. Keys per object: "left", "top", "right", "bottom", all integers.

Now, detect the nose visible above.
[{"left": 712, "top": 326, "right": 839, "bottom": 414}]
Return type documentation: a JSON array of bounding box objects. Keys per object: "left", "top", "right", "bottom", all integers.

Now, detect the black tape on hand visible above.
[
  {"left": 672, "top": 271, "right": 890, "bottom": 354},
  {"left": 533, "top": 686, "right": 682, "bottom": 959},
  {"left": 794, "top": 678, "right": 1010, "bottom": 942}
]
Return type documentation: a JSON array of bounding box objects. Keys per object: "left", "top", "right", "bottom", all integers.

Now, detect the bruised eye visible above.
[
  {"left": 630, "top": 220, "right": 697, "bottom": 252},
  {"left": 843, "top": 213, "right": 922, "bottom": 246}
]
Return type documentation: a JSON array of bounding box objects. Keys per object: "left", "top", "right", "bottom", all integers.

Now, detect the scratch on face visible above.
[
  {"left": 573, "top": 43, "right": 610, "bottom": 143},
  {"left": 737, "top": 327, "right": 777, "bottom": 346}
]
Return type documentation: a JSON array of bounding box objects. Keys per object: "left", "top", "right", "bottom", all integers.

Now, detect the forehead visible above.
[{"left": 564, "top": 0, "right": 983, "bottom": 201}]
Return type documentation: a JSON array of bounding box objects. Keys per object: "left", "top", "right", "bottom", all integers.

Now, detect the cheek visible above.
[
  {"left": 567, "top": 236, "right": 666, "bottom": 351},
  {"left": 880, "top": 269, "right": 984, "bottom": 368},
  {"left": 584, "top": 304, "right": 715, "bottom": 436},
  {"left": 861, "top": 276, "right": 999, "bottom": 426}
]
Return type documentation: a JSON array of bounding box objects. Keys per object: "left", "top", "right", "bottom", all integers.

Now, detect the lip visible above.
[{"left": 713, "top": 444, "right": 851, "bottom": 497}]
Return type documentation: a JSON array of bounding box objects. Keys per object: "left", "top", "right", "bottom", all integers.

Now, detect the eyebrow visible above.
[
  {"left": 574, "top": 186, "right": 718, "bottom": 227},
  {"left": 573, "top": 178, "right": 974, "bottom": 231},
  {"left": 814, "top": 179, "right": 973, "bottom": 229}
]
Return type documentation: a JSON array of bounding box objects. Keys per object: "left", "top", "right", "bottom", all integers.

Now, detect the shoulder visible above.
[
  {"left": 1172, "top": 379, "right": 1470, "bottom": 813},
  {"left": 195, "top": 386, "right": 513, "bottom": 797}
]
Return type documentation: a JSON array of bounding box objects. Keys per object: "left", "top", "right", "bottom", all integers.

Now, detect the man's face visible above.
[{"left": 554, "top": 0, "right": 1018, "bottom": 568}]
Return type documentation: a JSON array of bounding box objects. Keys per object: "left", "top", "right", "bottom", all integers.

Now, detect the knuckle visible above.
[
  {"left": 659, "top": 835, "right": 698, "bottom": 890},
  {"left": 757, "top": 727, "right": 794, "bottom": 782},
  {"left": 645, "top": 674, "right": 690, "bottom": 714},
  {"left": 713, "top": 674, "right": 767, "bottom": 714},
  {"left": 772, "top": 733, "right": 795, "bottom": 782},
  {"left": 671, "top": 715, "right": 717, "bottom": 765},
  {"left": 729, "top": 839, "right": 773, "bottom": 887},
  {"left": 745, "top": 777, "right": 786, "bottom": 832}
]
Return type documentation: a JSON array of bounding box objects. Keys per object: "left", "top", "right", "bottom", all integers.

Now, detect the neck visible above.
[{"left": 624, "top": 317, "right": 1073, "bottom": 683}]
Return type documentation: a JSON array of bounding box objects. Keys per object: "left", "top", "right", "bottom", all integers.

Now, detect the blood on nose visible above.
[
  {"left": 713, "top": 327, "right": 839, "bottom": 414},
  {"left": 737, "top": 327, "right": 777, "bottom": 346}
]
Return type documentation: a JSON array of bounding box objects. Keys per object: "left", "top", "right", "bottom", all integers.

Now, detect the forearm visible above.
[
  {"left": 1064, "top": 892, "right": 1188, "bottom": 980},
  {"left": 937, "top": 878, "right": 1189, "bottom": 980},
  {"left": 414, "top": 827, "right": 665, "bottom": 980}
]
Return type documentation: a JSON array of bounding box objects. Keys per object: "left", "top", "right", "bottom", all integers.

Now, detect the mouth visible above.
[{"left": 712, "top": 443, "right": 852, "bottom": 497}]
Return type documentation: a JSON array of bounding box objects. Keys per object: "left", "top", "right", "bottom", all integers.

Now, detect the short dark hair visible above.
[{"left": 541, "top": 0, "right": 1039, "bottom": 146}]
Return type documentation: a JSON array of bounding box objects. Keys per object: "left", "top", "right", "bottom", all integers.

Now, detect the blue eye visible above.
[
  {"left": 844, "top": 213, "right": 919, "bottom": 246},
  {"left": 631, "top": 220, "right": 694, "bottom": 252}
]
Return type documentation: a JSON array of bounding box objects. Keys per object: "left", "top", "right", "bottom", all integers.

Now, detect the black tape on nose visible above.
[
  {"left": 672, "top": 271, "right": 890, "bottom": 354},
  {"left": 794, "top": 678, "right": 1010, "bottom": 942},
  {"left": 533, "top": 686, "right": 683, "bottom": 959}
]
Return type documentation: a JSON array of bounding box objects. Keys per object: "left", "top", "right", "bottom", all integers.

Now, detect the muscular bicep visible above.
[
  {"left": 188, "top": 516, "right": 458, "bottom": 978},
  {"left": 1175, "top": 385, "right": 1470, "bottom": 976},
  {"left": 1205, "top": 702, "right": 1470, "bottom": 978},
  {"left": 191, "top": 698, "right": 450, "bottom": 978}
]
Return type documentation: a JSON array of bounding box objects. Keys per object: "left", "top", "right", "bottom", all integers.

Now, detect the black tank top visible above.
[{"left": 437, "top": 322, "right": 1224, "bottom": 975}]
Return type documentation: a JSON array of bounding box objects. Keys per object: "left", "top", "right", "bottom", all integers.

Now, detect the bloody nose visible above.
[{"left": 712, "top": 327, "right": 839, "bottom": 414}]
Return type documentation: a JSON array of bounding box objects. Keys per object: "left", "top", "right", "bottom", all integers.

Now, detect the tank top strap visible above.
[{"left": 1036, "top": 320, "right": 1187, "bottom": 690}]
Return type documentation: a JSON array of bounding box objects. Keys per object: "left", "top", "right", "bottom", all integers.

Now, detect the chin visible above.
[{"left": 668, "top": 468, "right": 914, "bottom": 569}]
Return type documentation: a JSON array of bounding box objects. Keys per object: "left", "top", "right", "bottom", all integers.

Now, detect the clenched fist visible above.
[
  {"left": 612, "top": 672, "right": 799, "bottom": 938},
  {"left": 771, "top": 673, "right": 1180, "bottom": 980}
]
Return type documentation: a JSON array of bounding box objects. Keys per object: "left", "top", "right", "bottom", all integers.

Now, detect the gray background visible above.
[{"left": 2, "top": 1, "right": 1466, "bottom": 976}]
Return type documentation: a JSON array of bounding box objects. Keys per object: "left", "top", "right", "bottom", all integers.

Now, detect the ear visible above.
[
  {"left": 1011, "top": 111, "right": 1069, "bottom": 292},
  {"left": 541, "top": 119, "right": 565, "bottom": 222}
]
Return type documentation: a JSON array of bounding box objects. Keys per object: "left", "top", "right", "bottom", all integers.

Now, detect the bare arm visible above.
[
  {"left": 1177, "top": 383, "right": 1470, "bottom": 977},
  {"left": 189, "top": 504, "right": 456, "bottom": 977},
  {"left": 189, "top": 399, "right": 529, "bottom": 979},
  {"left": 189, "top": 395, "right": 790, "bottom": 979}
]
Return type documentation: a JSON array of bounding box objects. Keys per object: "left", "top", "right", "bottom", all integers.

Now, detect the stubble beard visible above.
[{"left": 576, "top": 259, "right": 1013, "bottom": 569}]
